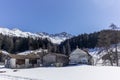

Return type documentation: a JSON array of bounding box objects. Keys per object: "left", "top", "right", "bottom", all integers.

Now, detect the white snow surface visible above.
[
  {"left": 18, "top": 50, "right": 35, "bottom": 55},
  {"left": 0, "top": 27, "right": 72, "bottom": 44},
  {"left": 1, "top": 65, "right": 120, "bottom": 80},
  {"left": 0, "top": 28, "right": 39, "bottom": 38},
  {"left": 18, "top": 49, "right": 45, "bottom": 55},
  {"left": 1, "top": 50, "right": 9, "bottom": 55}
]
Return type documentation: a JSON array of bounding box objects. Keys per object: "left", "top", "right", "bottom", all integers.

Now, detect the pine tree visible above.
[
  {"left": 66, "top": 40, "right": 71, "bottom": 55},
  {"left": 47, "top": 43, "right": 52, "bottom": 52},
  {"left": 63, "top": 46, "right": 66, "bottom": 54}
]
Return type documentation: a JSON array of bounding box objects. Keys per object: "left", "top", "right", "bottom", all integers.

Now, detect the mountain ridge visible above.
[{"left": 0, "top": 27, "right": 73, "bottom": 44}]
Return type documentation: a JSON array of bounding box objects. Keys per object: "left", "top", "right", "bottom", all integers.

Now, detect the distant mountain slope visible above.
[
  {"left": 37, "top": 32, "right": 73, "bottom": 44},
  {"left": 0, "top": 27, "right": 73, "bottom": 44}
]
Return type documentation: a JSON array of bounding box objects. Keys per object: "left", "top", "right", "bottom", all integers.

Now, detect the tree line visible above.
[
  {"left": 59, "top": 24, "right": 120, "bottom": 56},
  {"left": 1, "top": 24, "right": 120, "bottom": 59},
  {"left": 0, "top": 34, "right": 54, "bottom": 53}
]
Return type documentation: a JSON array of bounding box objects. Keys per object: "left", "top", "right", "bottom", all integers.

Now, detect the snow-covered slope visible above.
[
  {"left": 89, "top": 45, "right": 120, "bottom": 66},
  {"left": 0, "top": 28, "right": 39, "bottom": 38},
  {"left": 37, "top": 32, "right": 73, "bottom": 44},
  {"left": 1, "top": 65, "right": 120, "bottom": 80},
  {"left": 0, "top": 27, "right": 73, "bottom": 44}
]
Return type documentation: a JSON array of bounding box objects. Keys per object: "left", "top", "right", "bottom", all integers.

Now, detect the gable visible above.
[{"left": 70, "top": 48, "right": 88, "bottom": 56}]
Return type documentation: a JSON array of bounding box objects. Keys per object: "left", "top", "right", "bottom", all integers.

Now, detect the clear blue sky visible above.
[{"left": 0, "top": 0, "right": 120, "bottom": 35}]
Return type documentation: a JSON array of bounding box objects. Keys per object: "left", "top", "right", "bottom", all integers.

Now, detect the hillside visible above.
[
  {"left": 59, "top": 29, "right": 120, "bottom": 55},
  {"left": 0, "top": 27, "right": 73, "bottom": 53},
  {"left": 0, "top": 27, "right": 120, "bottom": 55}
]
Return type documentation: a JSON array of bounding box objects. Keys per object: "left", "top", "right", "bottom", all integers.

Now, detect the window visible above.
[
  {"left": 29, "top": 59, "right": 37, "bottom": 64},
  {"left": 16, "top": 59, "right": 25, "bottom": 65}
]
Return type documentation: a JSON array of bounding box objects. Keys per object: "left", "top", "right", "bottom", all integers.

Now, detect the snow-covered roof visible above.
[
  {"left": 44, "top": 53, "right": 68, "bottom": 57},
  {"left": 7, "top": 53, "right": 43, "bottom": 59},
  {"left": 0, "top": 50, "right": 9, "bottom": 55},
  {"left": 18, "top": 49, "right": 48, "bottom": 55}
]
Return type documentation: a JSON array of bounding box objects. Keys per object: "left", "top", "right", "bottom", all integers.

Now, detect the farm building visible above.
[
  {"left": 69, "top": 47, "right": 93, "bottom": 65},
  {"left": 5, "top": 53, "right": 43, "bottom": 68},
  {"left": 43, "top": 53, "right": 69, "bottom": 67},
  {"left": 0, "top": 50, "right": 9, "bottom": 65},
  {"left": 4, "top": 51, "right": 69, "bottom": 68}
]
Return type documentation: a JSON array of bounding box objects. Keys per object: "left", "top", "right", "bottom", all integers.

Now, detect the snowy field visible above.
[
  {"left": 0, "top": 74, "right": 40, "bottom": 80},
  {"left": 1, "top": 65, "right": 120, "bottom": 80}
]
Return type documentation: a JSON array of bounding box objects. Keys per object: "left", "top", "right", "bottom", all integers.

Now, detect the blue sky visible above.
[{"left": 0, "top": 0, "right": 120, "bottom": 35}]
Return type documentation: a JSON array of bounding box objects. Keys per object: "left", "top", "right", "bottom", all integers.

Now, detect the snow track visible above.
[{"left": 0, "top": 74, "right": 41, "bottom": 80}]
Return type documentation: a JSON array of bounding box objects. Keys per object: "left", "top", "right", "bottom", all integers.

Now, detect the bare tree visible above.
[
  {"left": 98, "top": 30, "right": 113, "bottom": 65},
  {"left": 109, "top": 23, "right": 120, "bottom": 66}
]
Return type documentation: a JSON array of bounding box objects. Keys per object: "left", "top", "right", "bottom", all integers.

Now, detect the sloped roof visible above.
[
  {"left": 44, "top": 53, "right": 68, "bottom": 57},
  {"left": 0, "top": 50, "right": 9, "bottom": 55},
  {"left": 7, "top": 53, "right": 41, "bottom": 59},
  {"left": 71, "top": 48, "right": 88, "bottom": 55}
]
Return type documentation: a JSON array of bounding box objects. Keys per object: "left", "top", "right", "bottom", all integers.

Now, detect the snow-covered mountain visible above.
[
  {"left": 37, "top": 32, "right": 73, "bottom": 44},
  {"left": 0, "top": 27, "right": 73, "bottom": 44}
]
